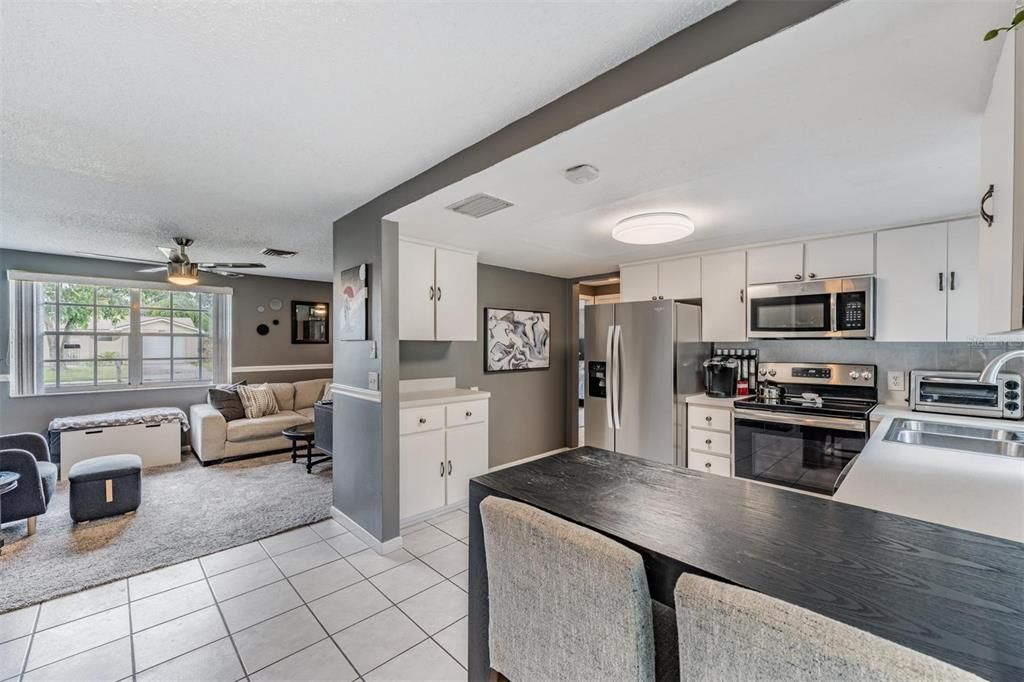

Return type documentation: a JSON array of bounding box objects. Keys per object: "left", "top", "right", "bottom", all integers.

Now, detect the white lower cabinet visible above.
[
  {"left": 400, "top": 398, "right": 489, "bottom": 521},
  {"left": 60, "top": 421, "right": 181, "bottom": 478},
  {"left": 685, "top": 403, "right": 733, "bottom": 478}
]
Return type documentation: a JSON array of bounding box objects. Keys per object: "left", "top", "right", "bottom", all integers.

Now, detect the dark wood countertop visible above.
[{"left": 470, "top": 447, "right": 1024, "bottom": 680}]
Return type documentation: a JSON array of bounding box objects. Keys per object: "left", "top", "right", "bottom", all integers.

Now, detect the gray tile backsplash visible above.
[{"left": 725, "top": 340, "right": 1024, "bottom": 405}]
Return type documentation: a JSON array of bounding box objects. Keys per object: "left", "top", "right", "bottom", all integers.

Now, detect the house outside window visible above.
[{"left": 8, "top": 272, "right": 231, "bottom": 396}]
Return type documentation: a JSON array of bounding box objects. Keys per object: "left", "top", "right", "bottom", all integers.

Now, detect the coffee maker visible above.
[{"left": 703, "top": 357, "right": 740, "bottom": 398}]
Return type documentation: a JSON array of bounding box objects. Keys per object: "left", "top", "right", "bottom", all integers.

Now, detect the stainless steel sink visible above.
[{"left": 884, "top": 418, "right": 1024, "bottom": 458}]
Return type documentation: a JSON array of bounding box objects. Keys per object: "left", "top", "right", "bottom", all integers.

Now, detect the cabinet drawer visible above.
[
  {"left": 400, "top": 406, "right": 445, "bottom": 435},
  {"left": 688, "top": 406, "right": 732, "bottom": 433},
  {"left": 688, "top": 427, "right": 731, "bottom": 456},
  {"left": 688, "top": 451, "right": 731, "bottom": 477},
  {"left": 446, "top": 400, "right": 488, "bottom": 428}
]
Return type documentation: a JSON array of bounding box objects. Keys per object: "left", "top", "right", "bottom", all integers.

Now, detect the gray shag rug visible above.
[{"left": 0, "top": 452, "right": 332, "bottom": 613}]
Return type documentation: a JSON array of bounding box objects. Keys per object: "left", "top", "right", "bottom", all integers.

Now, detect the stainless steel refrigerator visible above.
[{"left": 584, "top": 301, "right": 707, "bottom": 464}]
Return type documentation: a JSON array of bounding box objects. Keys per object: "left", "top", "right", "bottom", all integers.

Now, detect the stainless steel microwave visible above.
[{"left": 747, "top": 276, "right": 874, "bottom": 339}]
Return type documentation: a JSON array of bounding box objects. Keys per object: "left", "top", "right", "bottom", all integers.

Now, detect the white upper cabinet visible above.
[
  {"left": 658, "top": 256, "right": 701, "bottom": 300},
  {"left": 747, "top": 243, "right": 804, "bottom": 285},
  {"left": 399, "top": 240, "right": 437, "bottom": 341},
  {"left": 804, "top": 233, "right": 874, "bottom": 280},
  {"left": 620, "top": 257, "right": 701, "bottom": 302},
  {"left": 947, "top": 219, "right": 980, "bottom": 342},
  {"left": 399, "top": 239, "right": 478, "bottom": 341},
  {"left": 619, "top": 263, "right": 659, "bottom": 302},
  {"left": 876, "top": 222, "right": 953, "bottom": 342},
  {"left": 434, "top": 248, "right": 477, "bottom": 341},
  {"left": 700, "top": 251, "right": 747, "bottom": 342},
  {"left": 978, "top": 30, "right": 1023, "bottom": 334}
]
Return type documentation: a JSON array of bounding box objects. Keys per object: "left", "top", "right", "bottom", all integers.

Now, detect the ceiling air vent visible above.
[
  {"left": 445, "top": 193, "right": 513, "bottom": 218},
  {"left": 260, "top": 247, "right": 298, "bottom": 258}
]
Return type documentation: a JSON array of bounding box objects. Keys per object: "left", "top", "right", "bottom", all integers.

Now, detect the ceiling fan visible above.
[{"left": 78, "top": 238, "right": 266, "bottom": 285}]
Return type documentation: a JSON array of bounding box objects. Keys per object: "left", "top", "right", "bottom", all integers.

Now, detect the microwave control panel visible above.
[{"left": 837, "top": 292, "right": 867, "bottom": 330}]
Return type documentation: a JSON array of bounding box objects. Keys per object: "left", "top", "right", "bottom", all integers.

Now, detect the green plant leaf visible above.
[
  {"left": 984, "top": 28, "right": 1001, "bottom": 41},
  {"left": 1012, "top": 9, "right": 1024, "bottom": 26}
]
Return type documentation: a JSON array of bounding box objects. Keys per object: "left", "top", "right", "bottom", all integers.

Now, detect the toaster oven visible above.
[{"left": 910, "top": 370, "right": 1023, "bottom": 420}]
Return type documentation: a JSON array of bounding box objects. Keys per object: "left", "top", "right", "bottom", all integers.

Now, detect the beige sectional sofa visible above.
[{"left": 189, "top": 378, "right": 330, "bottom": 464}]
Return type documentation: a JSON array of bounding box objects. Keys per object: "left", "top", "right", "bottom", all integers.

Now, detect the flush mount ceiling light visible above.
[
  {"left": 166, "top": 262, "right": 200, "bottom": 286},
  {"left": 612, "top": 212, "right": 694, "bottom": 245}
]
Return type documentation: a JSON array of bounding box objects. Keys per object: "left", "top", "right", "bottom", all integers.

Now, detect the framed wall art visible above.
[{"left": 485, "top": 307, "right": 551, "bottom": 372}]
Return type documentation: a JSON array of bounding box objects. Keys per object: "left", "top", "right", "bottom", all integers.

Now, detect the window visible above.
[{"left": 9, "top": 273, "right": 231, "bottom": 395}]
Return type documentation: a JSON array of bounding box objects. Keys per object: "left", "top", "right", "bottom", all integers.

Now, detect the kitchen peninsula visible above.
[{"left": 468, "top": 448, "right": 1024, "bottom": 681}]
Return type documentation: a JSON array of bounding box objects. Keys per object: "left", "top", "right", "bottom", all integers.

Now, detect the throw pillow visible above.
[
  {"left": 237, "top": 383, "right": 280, "bottom": 420},
  {"left": 207, "top": 380, "right": 247, "bottom": 422},
  {"left": 320, "top": 382, "right": 333, "bottom": 402}
]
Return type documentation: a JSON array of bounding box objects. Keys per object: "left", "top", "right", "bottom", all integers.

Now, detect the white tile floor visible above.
[{"left": 0, "top": 508, "right": 471, "bottom": 681}]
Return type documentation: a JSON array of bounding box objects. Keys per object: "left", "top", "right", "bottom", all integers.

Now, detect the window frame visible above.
[{"left": 8, "top": 271, "right": 232, "bottom": 396}]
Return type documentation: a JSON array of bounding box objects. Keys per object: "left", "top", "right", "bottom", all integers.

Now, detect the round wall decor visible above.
[
  {"left": 269, "top": 298, "right": 283, "bottom": 311},
  {"left": 256, "top": 324, "right": 270, "bottom": 336}
]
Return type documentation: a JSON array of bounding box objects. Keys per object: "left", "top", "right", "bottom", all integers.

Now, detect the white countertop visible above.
[
  {"left": 682, "top": 393, "right": 754, "bottom": 408},
  {"left": 835, "top": 409, "right": 1024, "bottom": 542},
  {"left": 400, "top": 388, "right": 490, "bottom": 408}
]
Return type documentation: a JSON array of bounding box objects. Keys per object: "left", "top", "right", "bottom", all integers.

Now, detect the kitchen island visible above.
[{"left": 468, "top": 447, "right": 1024, "bottom": 681}]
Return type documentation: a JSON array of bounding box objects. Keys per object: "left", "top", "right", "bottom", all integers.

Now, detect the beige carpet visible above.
[{"left": 0, "top": 452, "right": 332, "bottom": 613}]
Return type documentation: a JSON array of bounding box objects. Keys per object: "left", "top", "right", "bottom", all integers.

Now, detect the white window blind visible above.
[{"left": 8, "top": 272, "right": 232, "bottom": 396}]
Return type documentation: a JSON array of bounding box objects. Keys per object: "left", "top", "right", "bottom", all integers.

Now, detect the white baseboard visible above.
[
  {"left": 487, "top": 447, "right": 569, "bottom": 473},
  {"left": 331, "top": 506, "right": 403, "bottom": 555},
  {"left": 400, "top": 500, "right": 466, "bottom": 528}
]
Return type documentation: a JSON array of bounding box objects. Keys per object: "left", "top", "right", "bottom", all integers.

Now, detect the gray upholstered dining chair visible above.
[
  {"left": 480, "top": 496, "right": 678, "bottom": 681},
  {"left": 0, "top": 433, "right": 58, "bottom": 536},
  {"left": 673, "top": 573, "right": 981, "bottom": 681}
]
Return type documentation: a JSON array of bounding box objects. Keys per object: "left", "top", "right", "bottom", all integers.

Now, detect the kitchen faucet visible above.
[{"left": 979, "top": 349, "right": 1024, "bottom": 384}]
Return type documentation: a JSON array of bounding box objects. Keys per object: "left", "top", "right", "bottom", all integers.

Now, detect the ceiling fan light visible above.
[
  {"left": 166, "top": 262, "right": 200, "bottom": 286},
  {"left": 612, "top": 212, "right": 694, "bottom": 245}
]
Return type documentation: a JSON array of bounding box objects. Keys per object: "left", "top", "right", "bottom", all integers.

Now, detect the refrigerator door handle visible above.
[
  {"left": 612, "top": 325, "right": 623, "bottom": 430},
  {"left": 605, "top": 325, "right": 615, "bottom": 430}
]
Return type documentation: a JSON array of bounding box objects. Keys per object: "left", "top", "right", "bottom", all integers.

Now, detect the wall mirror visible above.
[{"left": 291, "top": 301, "right": 330, "bottom": 344}]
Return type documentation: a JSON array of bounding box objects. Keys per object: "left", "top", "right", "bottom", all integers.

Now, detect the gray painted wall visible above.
[
  {"left": 400, "top": 264, "right": 570, "bottom": 468},
  {"left": 0, "top": 248, "right": 331, "bottom": 434},
  {"left": 330, "top": 0, "right": 843, "bottom": 542},
  {"left": 726, "top": 340, "right": 1024, "bottom": 405}
]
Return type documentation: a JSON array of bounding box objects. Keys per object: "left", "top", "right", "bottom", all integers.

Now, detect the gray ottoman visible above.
[{"left": 68, "top": 455, "right": 142, "bottom": 523}]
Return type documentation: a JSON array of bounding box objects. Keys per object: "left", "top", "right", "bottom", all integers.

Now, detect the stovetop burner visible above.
[
  {"left": 735, "top": 395, "right": 877, "bottom": 420},
  {"left": 735, "top": 361, "right": 879, "bottom": 420}
]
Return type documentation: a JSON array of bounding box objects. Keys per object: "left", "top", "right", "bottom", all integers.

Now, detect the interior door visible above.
[
  {"left": 400, "top": 431, "right": 446, "bottom": 519},
  {"left": 876, "top": 223, "right": 948, "bottom": 341},
  {"left": 614, "top": 301, "right": 675, "bottom": 463},
  {"left": 584, "top": 304, "right": 614, "bottom": 451},
  {"left": 434, "top": 247, "right": 477, "bottom": 341},
  {"left": 399, "top": 241, "right": 436, "bottom": 340}
]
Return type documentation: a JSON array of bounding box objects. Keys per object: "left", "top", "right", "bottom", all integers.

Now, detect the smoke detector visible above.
[
  {"left": 445, "top": 193, "right": 514, "bottom": 218},
  {"left": 564, "top": 164, "right": 600, "bottom": 184},
  {"left": 260, "top": 247, "right": 298, "bottom": 258}
]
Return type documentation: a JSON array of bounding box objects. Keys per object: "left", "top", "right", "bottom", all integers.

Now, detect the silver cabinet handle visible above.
[
  {"left": 949, "top": 271, "right": 956, "bottom": 291},
  {"left": 938, "top": 272, "right": 944, "bottom": 292},
  {"left": 808, "top": 272, "right": 817, "bottom": 279},
  {"left": 436, "top": 287, "right": 442, "bottom": 301},
  {"left": 465, "top": 411, "right": 472, "bottom": 417},
  {"left": 704, "top": 461, "right": 712, "bottom": 469},
  {"left": 651, "top": 296, "right": 657, "bottom": 300},
  {"left": 440, "top": 461, "right": 445, "bottom": 477},
  {"left": 739, "top": 289, "right": 744, "bottom": 303},
  {"left": 705, "top": 438, "right": 712, "bottom": 446},
  {"left": 705, "top": 415, "right": 712, "bottom": 423},
  {"left": 429, "top": 286, "right": 435, "bottom": 300},
  {"left": 658, "top": 295, "right": 664, "bottom": 300},
  {"left": 448, "top": 461, "right": 452, "bottom": 475},
  {"left": 794, "top": 274, "right": 803, "bottom": 281},
  {"left": 419, "top": 417, "right": 427, "bottom": 424}
]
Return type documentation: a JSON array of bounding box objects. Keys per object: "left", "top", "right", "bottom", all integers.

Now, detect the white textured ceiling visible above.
[
  {"left": 390, "top": 0, "right": 1012, "bottom": 279},
  {"left": 0, "top": 0, "right": 734, "bottom": 281}
]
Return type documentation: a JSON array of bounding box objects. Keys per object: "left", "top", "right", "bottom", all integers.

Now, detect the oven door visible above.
[{"left": 734, "top": 411, "right": 868, "bottom": 495}]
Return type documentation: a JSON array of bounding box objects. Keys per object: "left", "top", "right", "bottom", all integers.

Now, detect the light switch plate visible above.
[
  {"left": 368, "top": 341, "right": 377, "bottom": 359},
  {"left": 887, "top": 371, "right": 905, "bottom": 392},
  {"left": 368, "top": 371, "right": 379, "bottom": 391}
]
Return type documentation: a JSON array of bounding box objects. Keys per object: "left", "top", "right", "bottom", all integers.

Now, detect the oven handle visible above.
[
  {"left": 735, "top": 410, "right": 867, "bottom": 433},
  {"left": 834, "top": 453, "right": 861, "bottom": 493}
]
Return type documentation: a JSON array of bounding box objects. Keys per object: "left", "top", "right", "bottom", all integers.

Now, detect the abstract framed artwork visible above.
[
  {"left": 485, "top": 308, "right": 551, "bottom": 372},
  {"left": 338, "top": 264, "right": 368, "bottom": 341}
]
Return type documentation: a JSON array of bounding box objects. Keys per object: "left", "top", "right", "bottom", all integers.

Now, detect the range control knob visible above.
[
  {"left": 1006, "top": 380, "right": 1021, "bottom": 391},
  {"left": 768, "top": 369, "right": 777, "bottom": 377},
  {"left": 1005, "top": 391, "right": 1020, "bottom": 401},
  {"left": 849, "top": 371, "right": 861, "bottom": 380},
  {"left": 861, "top": 371, "right": 873, "bottom": 381},
  {"left": 1006, "top": 402, "right": 1020, "bottom": 412}
]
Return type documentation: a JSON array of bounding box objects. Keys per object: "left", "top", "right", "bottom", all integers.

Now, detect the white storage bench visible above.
[{"left": 49, "top": 408, "right": 189, "bottom": 478}]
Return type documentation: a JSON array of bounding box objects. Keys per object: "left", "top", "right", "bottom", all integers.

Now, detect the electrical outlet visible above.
[
  {"left": 368, "top": 371, "right": 379, "bottom": 391},
  {"left": 887, "top": 371, "right": 905, "bottom": 392},
  {"left": 368, "top": 341, "right": 377, "bottom": 359}
]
